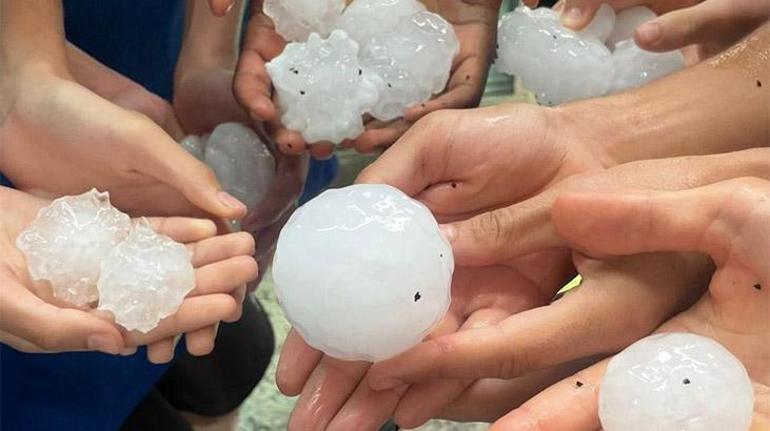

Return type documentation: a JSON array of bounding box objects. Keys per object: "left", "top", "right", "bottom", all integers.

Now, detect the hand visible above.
[
  {"left": 174, "top": 66, "right": 252, "bottom": 135},
  {"left": 490, "top": 173, "right": 770, "bottom": 430},
  {"left": 0, "top": 66, "right": 247, "bottom": 219},
  {"left": 549, "top": 0, "right": 769, "bottom": 61},
  {"left": 0, "top": 187, "right": 258, "bottom": 363}
]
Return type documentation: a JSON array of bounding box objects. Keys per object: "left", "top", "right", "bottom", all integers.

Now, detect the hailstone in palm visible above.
[
  {"left": 263, "top": 0, "right": 345, "bottom": 42},
  {"left": 272, "top": 184, "right": 454, "bottom": 362},
  {"left": 15, "top": 189, "right": 131, "bottom": 306},
  {"left": 336, "top": 0, "right": 426, "bottom": 50},
  {"left": 97, "top": 219, "right": 195, "bottom": 333},
  {"left": 599, "top": 332, "right": 754, "bottom": 431},
  {"left": 360, "top": 11, "right": 460, "bottom": 121},
  {"left": 610, "top": 39, "right": 685, "bottom": 93},
  {"left": 266, "top": 30, "right": 383, "bottom": 144},
  {"left": 496, "top": 6, "right": 613, "bottom": 106}
]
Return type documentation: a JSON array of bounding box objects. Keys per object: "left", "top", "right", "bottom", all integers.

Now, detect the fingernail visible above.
[
  {"left": 120, "top": 346, "right": 137, "bottom": 356},
  {"left": 561, "top": 7, "right": 583, "bottom": 27},
  {"left": 636, "top": 21, "right": 661, "bottom": 45},
  {"left": 87, "top": 335, "right": 120, "bottom": 355},
  {"left": 439, "top": 224, "right": 456, "bottom": 243},
  {"left": 218, "top": 191, "right": 247, "bottom": 211},
  {"left": 225, "top": 1, "right": 235, "bottom": 14}
]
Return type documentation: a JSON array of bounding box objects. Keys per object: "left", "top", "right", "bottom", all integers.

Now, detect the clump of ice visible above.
[
  {"left": 98, "top": 219, "right": 195, "bottom": 333},
  {"left": 181, "top": 123, "right": 275, "bottom": 212},
  {"left": 15, "top": 189, "right": 131, "bottom": 306},
  {"left": 266, "top": 30, "right": 383, "bottom": 144},
  {"left": 360, "top": 11, "right": 460, "bottom": 121},
  {"left": 265, "top": 0, "right": 459, "bottom": 143},
  {"left": 263, "top": 0, "right": 345, "bottom": 42},
  {"left": 272, "top": 184, "right": 454, "bottom": 362},
  {"left": 599, "top": 332, "right": 754, "bottom": 431},
  {"left": 496, "top": 5, "right": 684, "bottom": 105}
]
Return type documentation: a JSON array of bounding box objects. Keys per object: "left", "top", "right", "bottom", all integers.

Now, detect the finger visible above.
[
  {"left": 634, "top": 1, "right": 719, "bottom": 52},
  {"left": 326, "top": 378, "right": 406, "bottom": 431},
  {"left": 274, "top": 127, "right": 309, "bottom": 155},
  {"left": 124, "top": 294, "right": 238, "bottom": 345},
  {"left": 552, "top": 178, "right": 770, "bottom": 279},
  {"left": 146, "top": 217, "right": 217, "bottom": 244},
  {"left": 276, "top": 329, "right": 323, "bottom": 396},
  {"left": 288, "top": 358, "right": 370, "bottom": 431},
  {"left": 0, "top": 282, "right": 123, "bottom": 354},
  {"left": 190, "top": 255, "right": 259, "bottom": 296},
  {"left": 185, "top": 323, "right": 219, "bottom": 356},
  {"left": 189, "top": 231, "right": 255, "bottom": 267},
  {"left": 560, "top": 0, "right": 607, "bottom": 30},
  {"left": 368, "top": 252, "right": 706, "bottom": 389},
  {"left": 308, "top": 142, "right": 335, "bottom": 160},
  {"left": 234, "top": 16, "right": 284, "bottom": 121},
  {"left": 351, "top": 121, "right": 411, "bottom": 153},
  {"left": 131, "top": 123, "right": 247, "bottom": 220},
  {"left": 147, "top": 336, "right": 177, "bottom": 364},
  {"left": 489, "top": 359, "right": 608, "bottom": 431},
  {"left": 207, "top": 0, "right": 235, "bottom": 16}
]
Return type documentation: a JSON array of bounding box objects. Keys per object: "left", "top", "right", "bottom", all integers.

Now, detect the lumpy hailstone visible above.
[
  {"left": 496, "top": 5, "right": 684, "bottom": 105},
  {"left": 15, "top": 189, "right": 130, "bottom": 306},
  {"left": 599, "top": 332, "right": 754, "bottom": 431},
  {"left": 98, "top": 219, "right": 195, "bottom": 333},
  {"left": 272, "top": 184, "right": 454, "bottom": 362},
  {"left": 263, "top": 0, "right": 344, "bottom": 42},
  {"left": 181, "top": 123, "right": 275, "bottom": 212},
  {"left": 266, "top": 30, "right": 383, "bottom": 144},
  {"left": 335, "top": 0, "right": 426, "bottom": 48}
]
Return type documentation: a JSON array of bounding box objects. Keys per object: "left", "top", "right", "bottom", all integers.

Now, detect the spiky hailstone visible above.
[
  {"left": 181, "top": 123, "right": 275, "bottom": 212},
  {"left": 272, "top": 184, "right": 454, "bottom": 362},
  {"left": 263, "top": 0, "right": 345, "bottom": 42},
  {"left": 98, "top": 219, "right": 195, "bottom": 333},
  {"left": 360, "top": 11, "right": 460, "bottom": 121},
  {"left": 496, "top": 6, "right": 614, "bottom": 106},
  {"left": 496, "top": 5, "right": 684, "bottom": 105},
  {"left": 599, "top": 332, "right": 754, "bottom": 431},
  {"left": 266, "top": 30, "right": 383, "bottom": 144},
  {"left": 15, "top": 189, "right": 130, "bottom": 306}
]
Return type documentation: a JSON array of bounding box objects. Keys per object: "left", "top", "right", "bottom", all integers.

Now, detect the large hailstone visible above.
[
  {"left": 98, "top": 219, "right": 195, "bottom": 333},
  {"left": 181, "top": 123, "right": 275, "bottom": 212},
  {"left": 606, "top": 6, "right": 657, "bottom": 49},
  {"left": 360, "top": 11, "right": 460, "bottom": 121},
  {"left": 610, "top": 39, "right": 685, "bottom": 93},
  {"left": 15, "top": 189, "right": 130, "bottom": 306},
  {"left": 263, "top": 0, "right": 345, "bottom": 42},
  {"left": 496, "top": 6, "right": 614, "bottom": 106},
  {"left": 266, "top": 30, "right": 383, "bottom": 144},
  {"left": 599, "top": 332, "right": 754, "bottom": 431},
  {"left": 272, "top": 184, "right": 454, "bottom": 362},
  {"left": 336, "top": 0, "right": 426, "bottom": 50}
]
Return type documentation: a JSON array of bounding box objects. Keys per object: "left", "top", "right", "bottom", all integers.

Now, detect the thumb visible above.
[
  {"left": 634, "top": 1, "right": 719, "bottom": 52},
  {"left": 445, "top": 198, "right": 563, "bottom": 266},
  {"left": 551, "top": 178, "right": 770, "bottom": 280}
]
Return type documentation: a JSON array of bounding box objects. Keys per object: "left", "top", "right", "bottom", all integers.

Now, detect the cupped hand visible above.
[
  {"left": 490, "top": 172, "right": 770, "bottom": 430},
  {"left": 0, "top": 187, "right": 258, "bottom": 363},
  {"left": 0, "top": 66, "right": 247, "bottom": 219}
]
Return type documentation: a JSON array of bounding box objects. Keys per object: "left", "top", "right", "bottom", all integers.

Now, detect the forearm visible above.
[
  {"left": 176, "top": 0, "right": 245, "bottom": 73},
  {"left": 0, "top": 0, "right": 68, "bottom": 75},
  {"left": 559, "top": 22, "right": 770, "bottom": 167}
]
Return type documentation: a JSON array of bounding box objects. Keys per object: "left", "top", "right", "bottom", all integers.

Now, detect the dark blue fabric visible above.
[{"left": 2, "top": 2, "right": 337, "bottom": 429}]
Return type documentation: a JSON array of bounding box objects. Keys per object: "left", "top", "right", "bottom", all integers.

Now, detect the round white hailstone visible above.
[
  {"left": 272, "top": 184, "right": 454, "bottom": 362},
  {"left": 179, "top": 135, "right": 205, "bottom": 161},
  {"left": 360, "top": 11, "right": 459, "bottom": 121},
  {"left": 496, "top": 6, "right": 613, "bottom": 106},
  {"left": 203, "top": 123, "right": 275, "bottom": 211},
  {"left": 599, "top": 332, "right": 754, "bottom": 431},
  {"left": 15, "top": 189, "right": 130, "bottom": 306},
  {"left": 97, "top": 218, "right": 195, "bottom": 333},
  {"left": 577, "top": 4, "right": 616, "bottom": 43},
  {"left": 606, "top": 6, "right": 657, "bottom": 49},
  {"left": 266, "top": 30, "right": 383, "bottom": 144},
  {"left": 336, "top": 0, "right": 426, "bottom": 49},
  {"left": 264, "top": 0, "right": 345, "bottom": 42},
  {"left": 610, "top": 39, "right": 684, "bottom": 93}
]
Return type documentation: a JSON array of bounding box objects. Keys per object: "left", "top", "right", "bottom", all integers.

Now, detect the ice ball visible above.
[
  {"left": 578, "top": 4, "right": 616, "bottom": 43},
  {"left": 599, "top": 332, "right": 754, "bottom": 431},
  {"left": 97, "top": 218, "right": 195, "bottom": 333},
  {"left": 361, "top": 11, "right": 459, "bottom": 121},
  {"left": 610, "top": 39, "right": 685, "bottom": 93},
  {"left": 496, "top": 6, "right": 613, "bottom": 106},
  {"left": 336, "top": 0, "right": 426, "bottom": 50},
  {"left": 266, "top": 30, "right": 383, "bottom": 144},
  {"left": 264, "top": 0, "right": 345, "bottom": 42},
  {"left": 272, "top": 184, "right": 454, "bottom": 362},
  {"left": 606, "top": 6, "right": 657, "bottom": 49},
  {"left": 15, "top": 189, "right": 130, "bottom": 306}
]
